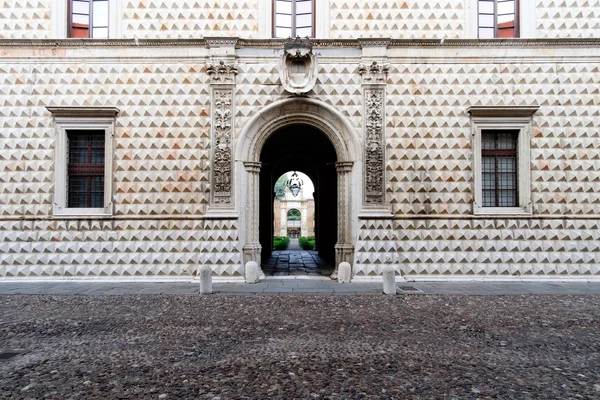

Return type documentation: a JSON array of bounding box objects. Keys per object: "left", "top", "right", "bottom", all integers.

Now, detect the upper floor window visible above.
[
  {"left": 273, "top": 0, "right": 314, "bottom": 38},
  {"left": 68, "top": 0, "right": 110, "bottom": 38},
  {"left": 478, "top": 0, "right": 519, "bottom": 38}
]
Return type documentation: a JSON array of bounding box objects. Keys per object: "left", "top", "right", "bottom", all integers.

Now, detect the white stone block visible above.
[
  {"left": 245, "top": 261, "right": 259, "bottom": 284},
  {"left": 337, "top": 262, "right": 352, "bottom": 283},
  {"left": 199, "top": 265, "right": 212, "bottom": 294},
  {"left": 382, "top": 265, "right": 396, "bottom": 295}
]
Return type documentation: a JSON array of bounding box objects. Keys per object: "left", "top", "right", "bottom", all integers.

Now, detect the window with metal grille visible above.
[
  {"left": 67, "top": 130, "right": 105, "bottom": 208},
  {"left": 68, "top": 0, "right": 109, "bottom": 38},
  {"left": 481, "top": 130, "right": 519, "bottom": 207},
  {"left": 273, "top": 0, "right": 314, "bottom": 38},
  {"left": 478, "top": 0, "right": 519, "bottom": 38}
]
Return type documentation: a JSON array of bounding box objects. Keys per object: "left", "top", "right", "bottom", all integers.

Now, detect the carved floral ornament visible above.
[
  {"left": 280, "top": 37, "right": 318, "bottom": 94},
  {"left": 206, "top": 60, "right": 238, "bottom": 84},
  {"left": 211, "top": 90, "right": 233, "bottom": 204},
  {"left": 364, "top": 88, "right": 385, "bottom": 204},
  {"left": 358, "top": 61, "right": 390, "bottom": 84}
]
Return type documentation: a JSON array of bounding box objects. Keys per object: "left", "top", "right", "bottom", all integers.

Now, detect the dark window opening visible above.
[
  {"left": 67, "top": 130, "right": 105, "bottom": 208},
  {"left": 478, "top": 0, "right": 519, "bottom": 38},
  {"left": 481, "top": 130, "right": 519, "bottom": 207},
  {"left": 68, "top": 0, "right": 110, "bottom": 38},
  {"left": 273, "top": 0, "right": 314, "bottom": 38}
]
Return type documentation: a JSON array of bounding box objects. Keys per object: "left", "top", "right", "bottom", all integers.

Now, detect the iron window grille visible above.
[
  {"left": 67, "top": 130, "right": 105, "bottom": 208},
  {"left": 481, "top": 130, "right": 519, "bottom": 207}
]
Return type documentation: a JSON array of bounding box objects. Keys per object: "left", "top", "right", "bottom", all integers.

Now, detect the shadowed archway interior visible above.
[{"left": 259, "top": 124, "right": 337, "bottom": 264}]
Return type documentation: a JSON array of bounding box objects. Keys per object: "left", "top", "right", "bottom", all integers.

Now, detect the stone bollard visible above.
[
  {"left": 199, "top": 265, "right": 212, "bottom": 294},
  {"left": 337, "top": 262, "right": 352, "bottom": 283},
  {"left": 245, "top": 261, "right": 260, "bottom": 284},
  {"left": 382, "top": 264, "right": 397, "bottom": 295}
]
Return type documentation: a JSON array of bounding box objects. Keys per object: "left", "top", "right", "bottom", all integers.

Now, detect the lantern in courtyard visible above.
[{"left": 286, "top": 172, "right": 303, "bottom": 197}]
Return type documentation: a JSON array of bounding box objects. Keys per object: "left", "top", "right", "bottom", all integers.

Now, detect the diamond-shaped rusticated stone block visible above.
[
  {"left": 0, "top": 219, "right": 204, "bottom": 278},
  {"left": 394, "top": 218, "right": 600, "bottom": 278},
  {"left": 353, "top": 219, "right": 401, "bottom": 277},
  {"left": 196, "top": 219, "right": 242, "bottom": 277},
  {"left": 122, "top": 0, "right": 259, "bottom": 39},
  {"left": 0, "top": 0, "right": 52, "bottom": 39}
]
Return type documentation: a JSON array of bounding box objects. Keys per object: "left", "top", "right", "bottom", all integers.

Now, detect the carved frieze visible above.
[
  {"left": 207, "top": 60, "right": 238, "bottom": 84},
  {"left": 364, "top": 88, "right": 385, "bottom": 204},
  {"left": 358, "top": 61, "right": 390, "bottom": 84},
  {"left": 211, "top": 89, "right": 233, "bottom": 204}
]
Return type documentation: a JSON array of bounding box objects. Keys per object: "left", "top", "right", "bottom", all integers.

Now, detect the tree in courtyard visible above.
[{"left": 274, "top": 173, "right": 288, "bottom": 200}]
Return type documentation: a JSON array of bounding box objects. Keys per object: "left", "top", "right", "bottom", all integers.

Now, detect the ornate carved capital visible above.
[
  {"left": 243, "top": 161, "right": 262, "bottom": 174},
  {"left": 335, "top": 161, "right": 354, "bottom": 173},
  {"left": 210, "top": 89, "right": 234, "bottom": 205},
  {"left": 207, "top": 60, "right": 238, "bottom": 84},
  {"left": 363, "top": 88, "right": 386, "bottom": 205},
  {"left": 358, "top": 61, "right": 390, "bottom": 85}
]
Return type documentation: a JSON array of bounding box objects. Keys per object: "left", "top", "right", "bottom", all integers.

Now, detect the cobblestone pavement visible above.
[
  {"left": 262, "top": 248, "right": 334, "bottom": 277},
  {"left": 0, "top": 295, "right": 599, "bottom": 399}
]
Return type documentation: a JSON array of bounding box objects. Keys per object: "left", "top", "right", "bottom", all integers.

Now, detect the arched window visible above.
[
  {"left": 287, "top": 209, "right": 301, "bottom": 221},
  {"left": 273, "top": 0, "right": 314, "bottom": 38}
]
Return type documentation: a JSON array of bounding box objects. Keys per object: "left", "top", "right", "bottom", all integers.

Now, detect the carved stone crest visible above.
[{"left": 280, "top": 37, "right": 318, "bottom": 94}]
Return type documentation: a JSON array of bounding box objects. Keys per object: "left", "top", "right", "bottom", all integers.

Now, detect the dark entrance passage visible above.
[{"left": 259, "top": 125, "right": 338, "bottom": 270}]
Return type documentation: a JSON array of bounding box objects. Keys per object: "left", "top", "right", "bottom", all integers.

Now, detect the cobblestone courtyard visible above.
[{"left": 1, "top": 294, "right": 599, "bottom": 399}]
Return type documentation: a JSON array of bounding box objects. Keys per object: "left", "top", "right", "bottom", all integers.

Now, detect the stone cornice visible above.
[{"left": 1, "top": 37, "right": 600, "bottom": 49}]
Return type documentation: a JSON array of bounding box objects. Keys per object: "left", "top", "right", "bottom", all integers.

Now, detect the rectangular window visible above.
[
  {"left": 68, "top": 0, "right": 110, "bottom": 38},
  {"left": 481, "top": 130, "right": 518, "bottom": 207},
  {"left": 478, "top": 0, "right": 519, "bottom": 38},
  {"left": 67, "top": 130, "right": 105, "bottom": 208},
  {"left": 273, "top": 0, "right": 314, "bottom": 38},
  {"left": 47, "top": 106, "right": 118, "bottom": 217},
  {"left": 469, "top": 106, "right": 538, "bottom": 215}
]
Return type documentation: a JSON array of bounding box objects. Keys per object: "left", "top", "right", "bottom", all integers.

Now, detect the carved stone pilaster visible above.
[
  {"left": 210, "top": 89, "right": 234, "bottom": 206},
  {"left": 360, "top": 61, "right": 388, "bottom": 206},
  {"left": 331, "top": 161, "right": 354, "bottom": 279},
  {"left": 207, "top": 60, "right": 238, "bottom": 208},
  {"left": 363, "top": 88, "right": 386, "bottom": 205},
  {"left": 243, "top": 161, "right": 265, "bottom": 279}
]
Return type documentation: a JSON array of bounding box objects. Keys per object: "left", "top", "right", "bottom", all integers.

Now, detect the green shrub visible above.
[
  {"left": 274, "top": 236, "right": 290, "bottom": 250},
  {"left": 299, "top": 236, "right": 315, "bottom": 250}
]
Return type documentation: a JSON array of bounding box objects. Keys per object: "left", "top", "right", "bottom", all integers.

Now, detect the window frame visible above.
[
  {"left": 47, "top": 107, "right": 118, "bottom": 217},
  {"left": 469, "top": 107, "right": 538, "bottom": 216},
  {"left": 272, "top": 0, "right": 316, "bottom": 38},
  {"left": 467, "top": 0, "right": 534, "bottom": 38},
  {"left": 52, "top": 0, "right": 121, "bottom": 39},
  {"left": 477, "top": 0, "right": 520, "bottom": 38}
]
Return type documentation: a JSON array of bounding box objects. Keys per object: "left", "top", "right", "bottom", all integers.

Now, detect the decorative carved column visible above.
[
  {"left": 353, "top": 60, "right": 404, "bottom": 281},
  {"left": 332, "top": 161, "right": 354, "bottom": 279},
  {"left": 207, "top": 60, "right": 238, "bottom": 209},
  {"left": 359, "top": 61, "right": 389, "bottom": 206},
  {"left": 242, "top": 161, "right": 265, "bottom": 279}
]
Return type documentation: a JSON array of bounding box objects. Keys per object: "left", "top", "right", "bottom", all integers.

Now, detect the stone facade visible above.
[{"left": 1, "top": 1, "right": 600, "bottom": 281}]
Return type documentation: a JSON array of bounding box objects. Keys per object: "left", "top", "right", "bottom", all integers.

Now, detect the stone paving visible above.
[
  {"left": 1, "top": 294, "right": 599, "bottom": 399},
  {"left": 0, "top": 280, "right": 599, "bottom": 296},
  {"left": 261, "top": 246, "right": 334, "bottom": 277}
]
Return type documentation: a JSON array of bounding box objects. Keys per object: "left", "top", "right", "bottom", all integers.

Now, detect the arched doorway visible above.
[
  {"left": 259, "top": 125, "right": 337, "bottom": 264},
  {"left": 235, "top": 98, "right": 362, "bottom": 279}
]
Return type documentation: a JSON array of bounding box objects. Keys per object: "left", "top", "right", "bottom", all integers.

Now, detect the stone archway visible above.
[{"left": 235, "top": 98, "right": 362, "bottom": 278}]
